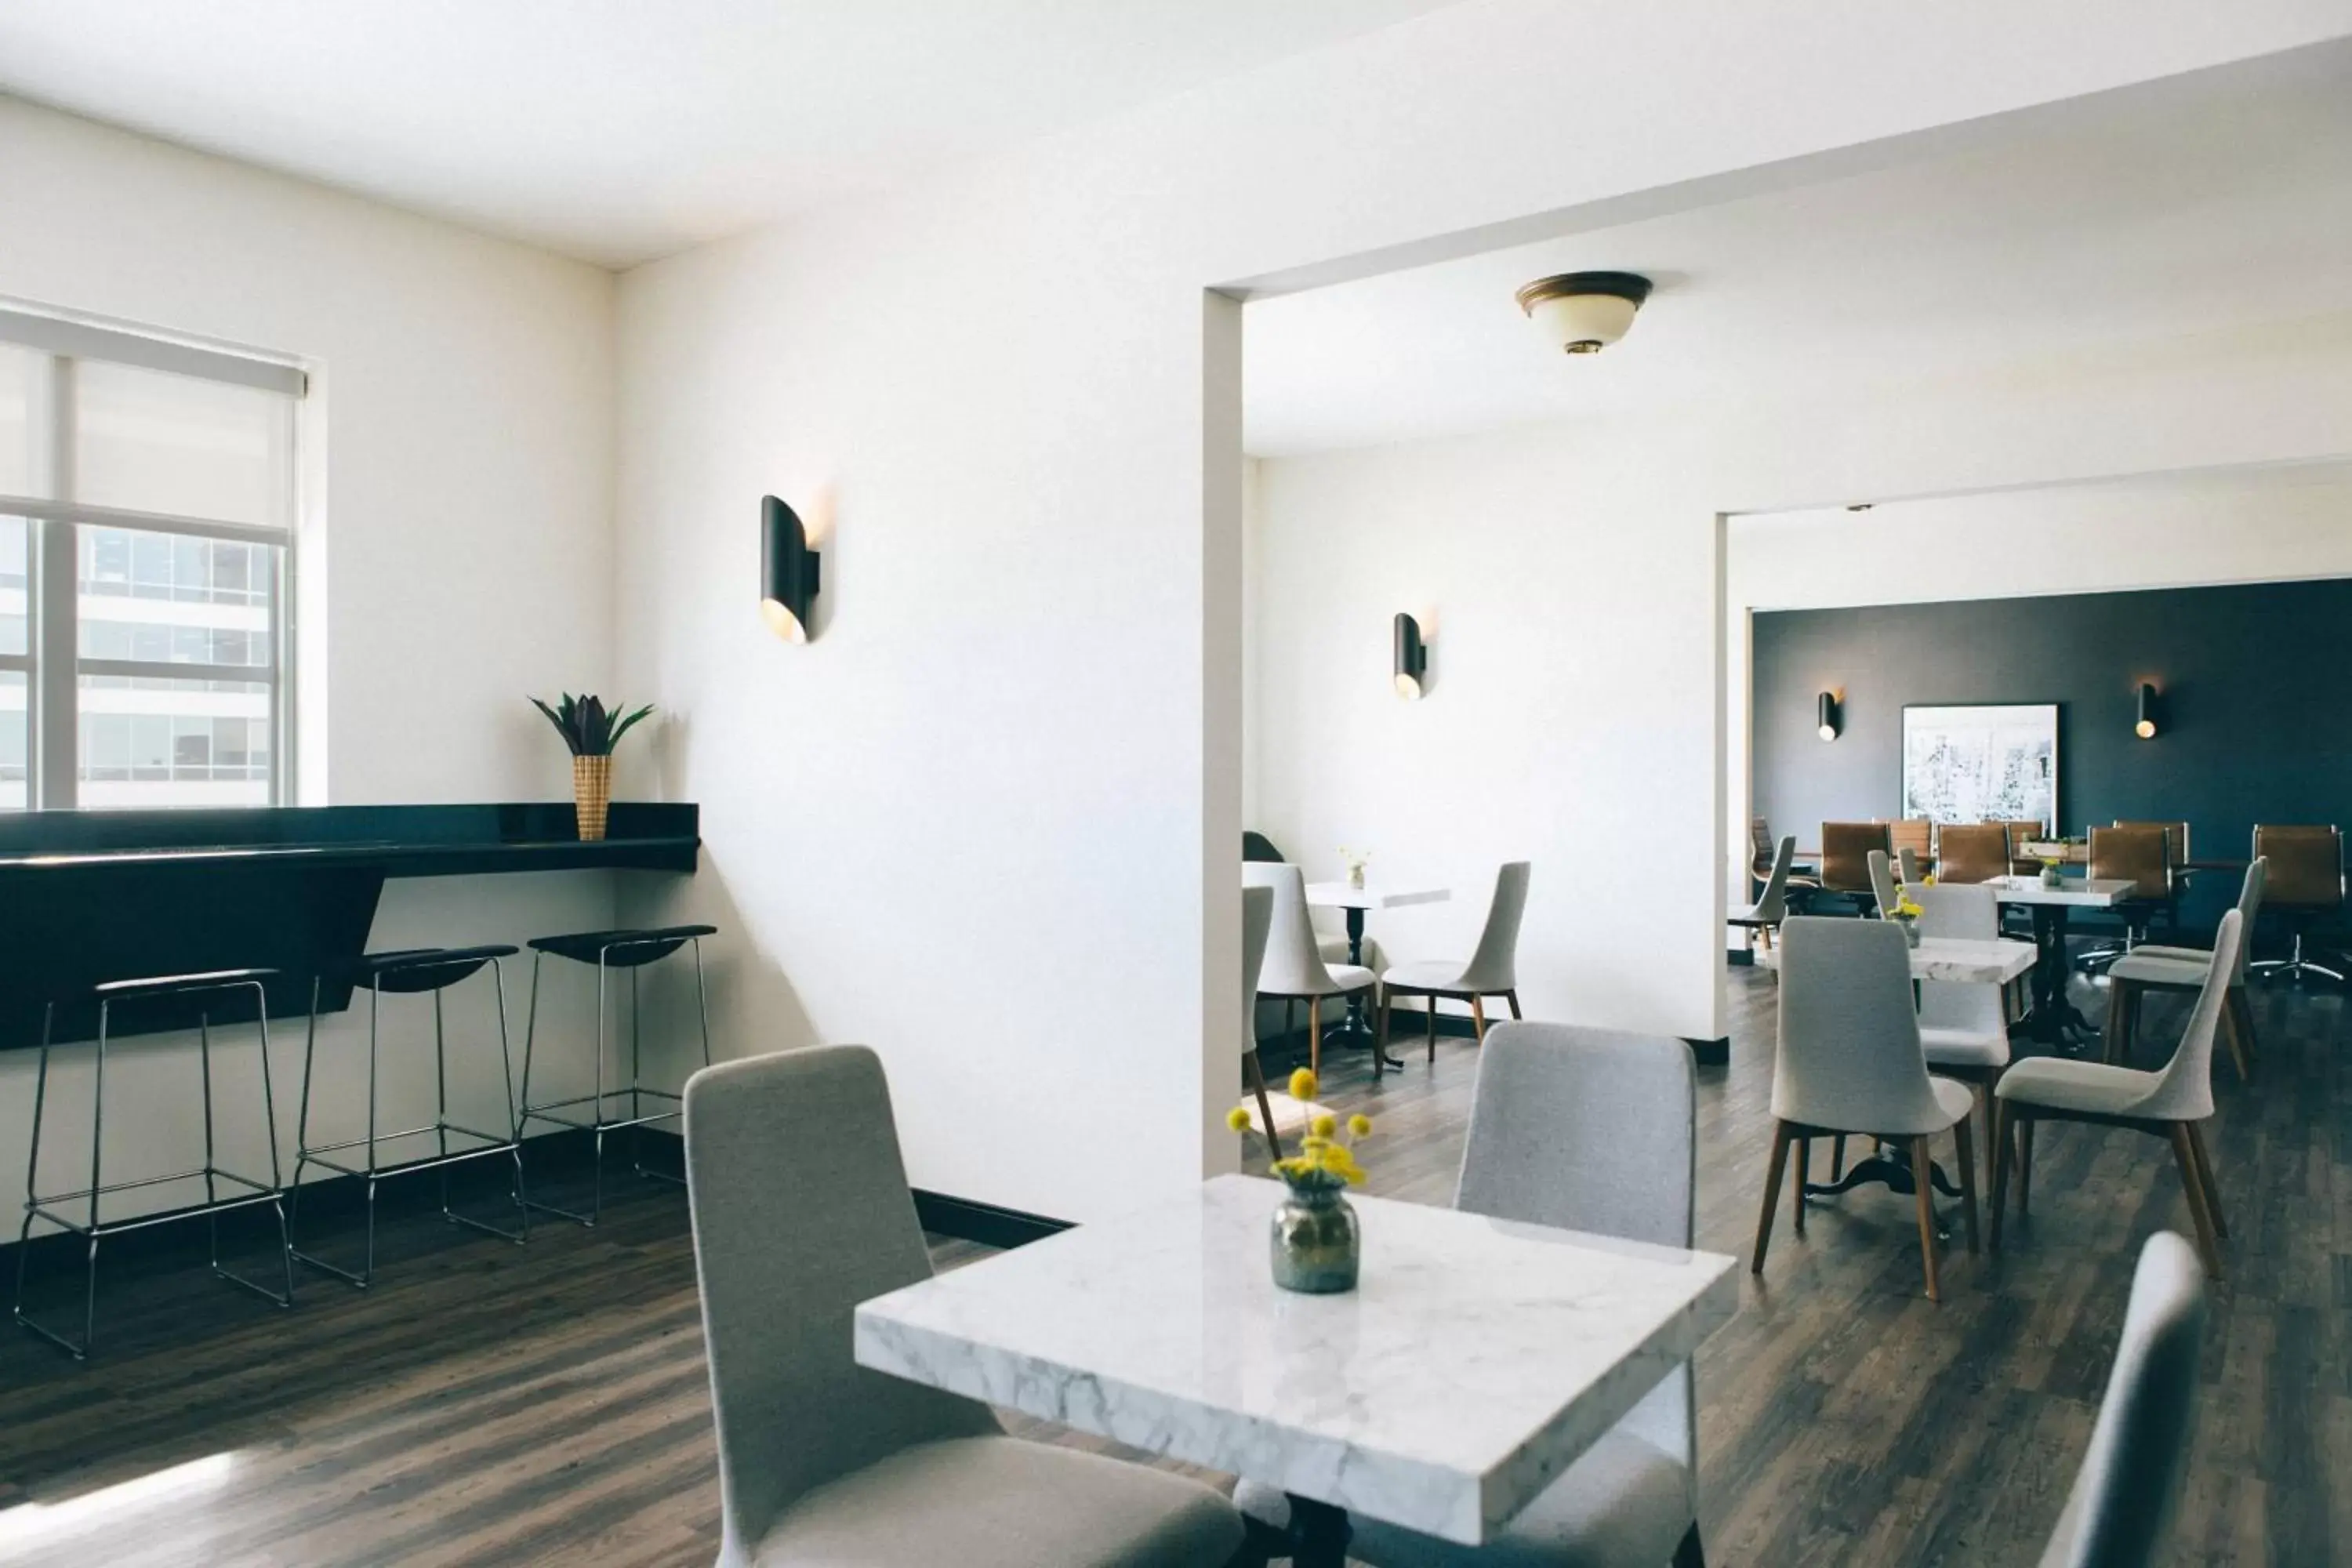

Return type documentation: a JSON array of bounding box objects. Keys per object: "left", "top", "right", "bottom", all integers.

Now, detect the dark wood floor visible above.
[{"left": 2, "top": 967, "right": 2345, "bottom": 1565}]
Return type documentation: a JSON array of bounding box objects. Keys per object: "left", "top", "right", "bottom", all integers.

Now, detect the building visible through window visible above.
[{"left": 0, "top": 311, "right": 303, "bottom": 810}]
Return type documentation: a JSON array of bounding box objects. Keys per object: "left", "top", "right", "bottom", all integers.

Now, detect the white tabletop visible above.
[
  {"left": 855, "top": 1174, "right": 1738, "bottom": 1547},
  {"left": 1755, "top": 935, "right": 2035, "bottom": 985},
  {"left": 1305, "top": 881, "right": 1450, "bottom": 912},
  {"left": 1989, "top": 875, "right": 2136, "bottom": 908}
]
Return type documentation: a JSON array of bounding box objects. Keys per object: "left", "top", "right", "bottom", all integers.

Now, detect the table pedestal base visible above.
[
  {"left": 1325, "top": 906, "right": 1403, "bottom": 1071},
  {"left": 1803, "top": 1138, "right": 1960, "bottom": 1240},
  {"left": 1238, "top": 1496, "right": 1352, "bottom": 1568}
]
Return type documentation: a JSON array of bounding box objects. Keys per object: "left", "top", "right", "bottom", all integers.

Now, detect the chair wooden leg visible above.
[
  {"left": 1952, "top": 1115, "right": 1980, "bottom": 1256},
  {"left": 1374, "top": 988, "right": 1392, "bottom": 1062},
  {"left": 1308, "top": 996, "right": 1321, "bottom": 1080},
  {"left": 1504, "top": 989, "right": 1522, "bottom": 1020},
  {"left": 1828, "top": 1134, "right": 1846, "bottom": 1182},
  {"left": 1791, "top": 1137, "right": 1809, "bottom": 1236},
  {"left": 2168, "top": 1123, "right": 2225, "bottom": 1279},
  {"left": 1911, "top": 1136, "right": 1941, "bottom": 1302},
  {"left": 1672, "top": 1522, "right": 1707, "bottom": 1568},
  {"left": 2103, "top": 978, "right": 2135, "bottom": 1065},
  {"left": 2185, "top": 1120, "right": 2226, "bottom": 1239},
  {"left": 1751, "top": 1121, "right": 1794, "bottom": 1276},
  {"left": 2017, "top": 1118, "right": 2036, "bottom": 1219},
  {"left": 1469, "top": 994, "right": 1487, "bottom": 1043},
  {"left": 1243, "top": 1050, "right": 1283, "bottom": 1163},
  {"left": 2217, "top": 996, "right": 2252, "bottom": 1085},
  {"left": 1988, "top": 1101, "right": 2013, "bottom": 1253},
  {"left": 2227, "top": 987, "right": 2259, "bottom": 1076}
]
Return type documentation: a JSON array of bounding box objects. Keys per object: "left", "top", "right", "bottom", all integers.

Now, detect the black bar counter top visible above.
[{"left": 0, "top": 803, "right": 699, "bottom": 1049}]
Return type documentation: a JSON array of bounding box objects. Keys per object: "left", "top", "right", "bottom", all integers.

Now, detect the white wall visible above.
[
  {"left": 1723, "top": 459, "right": 2352, "bottom": 916},
  {"left": 608, "top": 2, "right": 2352, "bottom": 1221},
  {"left": 1254, "top": 320, "right": 2352, "bottom": 1039},
  {"left": 0, "top": 99, "right": 624, "bottom": 1221}
]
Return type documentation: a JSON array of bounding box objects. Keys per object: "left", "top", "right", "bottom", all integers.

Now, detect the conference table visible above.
[
  {"left": 1304, "top": 880, "right": 1448, "bottom": 1069},
  {"left": 857, "top": 1174, "right": 1739, "bottom": 1567}
]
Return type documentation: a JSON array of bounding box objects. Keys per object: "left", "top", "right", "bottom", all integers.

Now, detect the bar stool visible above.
[
  {"left": 517, "top": 924, "right": 716, "bottom": 1226},
  {"left": 14, "top": 967, "right": 294, "bottom": 1359},
  {"left": 289, "top": 946, "right": 527, "bottom": 1287}
]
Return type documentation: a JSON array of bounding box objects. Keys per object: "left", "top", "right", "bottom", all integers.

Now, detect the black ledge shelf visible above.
[{"left": 0, "top": 803, "right": 699, "bottom": 1051}]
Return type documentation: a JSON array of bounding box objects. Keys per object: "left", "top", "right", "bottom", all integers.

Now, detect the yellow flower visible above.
[
  {"left": 1310, "top": 1113, "right": 1338, "bottom": 1138},
  {"left": 1288, "top": 1068, "right": 1318, "bottom": 1102},
  {"left": 1348, "top": 1114, "right": 1373, "bottom": 1138},
  {"left": 1226, "top": 1106, "right": 1254, "bottom": 1132}
]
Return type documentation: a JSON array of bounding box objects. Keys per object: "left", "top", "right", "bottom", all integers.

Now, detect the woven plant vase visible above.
[{"left": 573, "top": 754, "right": 614, "bottom": 841}]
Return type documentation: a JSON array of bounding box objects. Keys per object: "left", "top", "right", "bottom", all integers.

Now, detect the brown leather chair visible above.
[
  {"left": 2248, "top": 824, "right": 2344, "bottom": 983},
  {"left": 2077, "top": 824, "right": 2171, "bottom": 974},
  {"left": 2116, "top": 819, "right": 2190, "bottom": 935},
  {"left": 1879, "top": 818, "right": 1933, "bottom": 869},
  {"left": 1820, "top": 822, "right": 1892, "bottom": 908},
  {"left": 2003, "top": 820, "right": 2050, "bottom": 875},
  {"left": 1751, "top": 815, "right": 1818, "bottom": 900},
  {"left": 1936, "top": 823, "right": 2012, "bottom": 885}
]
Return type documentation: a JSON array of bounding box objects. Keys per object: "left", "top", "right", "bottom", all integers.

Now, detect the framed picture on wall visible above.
[{"left": 1900, "top": 703, "right": 2058, "bottom": 830}]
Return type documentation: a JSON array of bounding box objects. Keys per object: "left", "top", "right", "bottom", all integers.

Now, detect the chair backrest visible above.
[
  {"left": 1240, "top": 885, "right": 1273, "bottom": 1044},
  {"left": 684, "top": 1047, "right": 997, "bottom": 1558},
  {"left": 2004, "top": 818, "right": 2050, "bottom": 874},
  {"left": 2114, "top": 820, "right": 2189, "bottom": 869},
  {"left": 1911, "top": 882, "right": 2005, "bottom": 1038},
  {"left": 1750, "top": 816, "right": 1776, "bottom": 877},
  {"left": 2037, "top": 1232, "right": 2208, "bottom": 1568},
  {"left": 1748, "top": 836, "right": 1796, "bottom": 922},
  {"left": 1879, "top": 818, "right": 1933, "bottom": 862},
  {"left": 2252, "top": 824, "right": 2342, "bottom": 911},
  {"left": 1773, "top": 916, "right": 1953, "bottom": 1134},
  {"left": 1820, "top": 822, "right": 1890, "bottom": 892},
  {"left": 1241, "top": 862, "right": 1341, "bottom": 995},
  {"left": 2089, "top": 824, "right": 2170, "bottom": 902},
  {"left": 1896, "top": 846, "right": 1924, "bottom": 884},
  {"left": 2221, "top": 858, "right": 2267, "bottom": 985},
  {"left": 1456, "top": 1022, "right": 1697, "bottom": 1470},
  {"left": 1867, "top": 848, "right": 1901, "bottom": 916},
  {"left": 2136, "top": 909, "right": 2241, "bottom": 1123},
  {"left": 1456, "top": 861, "right": 1532, "bottom": 991},
  {"left": 1936, "top": 822, "right": 2013, "bottom": 884},
  {"left": 1243, "top": 830, "right": 1286, "bottom": 864}
]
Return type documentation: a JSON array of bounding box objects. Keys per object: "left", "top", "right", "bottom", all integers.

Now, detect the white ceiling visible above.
[
  {"left": 0, "top": 0, "right": 1454, "bottom": 269},
  {"left": 1243, "top": 46, "right": 2352, "bottom": 456}
]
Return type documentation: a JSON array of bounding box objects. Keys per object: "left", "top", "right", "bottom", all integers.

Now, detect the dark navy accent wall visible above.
[{"left": 1751, "top": 577, "right": 2352, "bottom": 927}]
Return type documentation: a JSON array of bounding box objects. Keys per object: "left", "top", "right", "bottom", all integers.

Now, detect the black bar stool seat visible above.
[
  {"left": 517, "top": 924, "right": 716, "bottom": 1227},
  {"left": 290, "top": 945, "right": 527, "bottom": 1288},
  {"left": 15, "top": 967, "right": 294, "bottom": 1360}
]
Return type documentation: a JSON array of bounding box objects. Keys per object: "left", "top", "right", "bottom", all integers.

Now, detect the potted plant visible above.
[
  {"left": 1889, "top": 889, "right": 1925, "bottom": 947},
  {"left": 1338, "top": 847, "right": 1371, "bottom": 891},
  {"left": 529, "top": 692, "right": 655, "bottom": 842},
  {"left": 2038, "top": 855, "right": 2065, "bottom": 890},
  {"left": 1230, "top": 1069, "right": 1374, "bottom": 1293}
]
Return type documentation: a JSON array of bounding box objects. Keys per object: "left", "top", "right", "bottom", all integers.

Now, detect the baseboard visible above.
[
  {"left": 913, "top": 1189, "right": 1073, "bottom": 1249},
  {"left": 1725, "top": 948, "right": 1755, "bottom": 967},
  {"left": 1684, "top": 1036, "right": 1730, "bottom": 1067}
]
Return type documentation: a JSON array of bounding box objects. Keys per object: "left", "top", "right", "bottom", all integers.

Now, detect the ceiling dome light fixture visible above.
[{"left": 1514, "top": 270, "right": 1653, "bottom": 355}]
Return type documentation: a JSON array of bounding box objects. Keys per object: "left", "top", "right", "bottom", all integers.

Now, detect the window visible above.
[{"left": 0, "top": 310, "right": 303, "bottom": 810}]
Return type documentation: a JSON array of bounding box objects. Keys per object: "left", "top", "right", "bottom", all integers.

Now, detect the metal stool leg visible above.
[
  {"left": 205, "top": 982, "right": 293, "bottom": 1308},
  {"left": 438, "top": 959, "right": 527, "bottom": 1246}
]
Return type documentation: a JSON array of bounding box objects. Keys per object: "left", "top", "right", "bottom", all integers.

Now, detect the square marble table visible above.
[
  {"left": 856, "top": 1173, "right": 1738, "bottom": 1555},
  {"left": 1755, "top": 935, "right": 2034, "bottom": 986}
]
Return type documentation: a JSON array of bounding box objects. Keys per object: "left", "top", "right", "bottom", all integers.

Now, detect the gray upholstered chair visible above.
[
  {"left": 2107, "top": 858, "right": 2264, "bottom": 1082},
  {"left": 1376, "top": 860, "right": 1532, "bottom": 1061},
  {"left": 1866, "top": 848, "right": 1902, "bottom": 920},
  {"left": 2037, "top": 1232, "right": 2209, "bottom": 1568},
  {"left": 1727, "top": 835, "right": 1797, "bottom": 953},
  {"left": 1240, "top": 1022, "right": 1708, "bottom": 1567},
  {"left": 1237, "top": 884, "right": 1283, "bottom": 1159},
  {"left": 1993, "top": 911, "right": 2242, "bottom": 1280},
  {"left": 1755, "top": 916, "right": 1979, "bottom": 1301},
  {"left": 1911, "top": 881, "right": 2013, "bottom": 1181},
  {"left": 682, "top": 1046, "right": 1245, "bottom": 1568},
  {"left": 1896, "top": 846, "right": 1925, "bottom": 886},
  {"left": 1243, "top": 862, "right": 1375, "bottom": 1079}
]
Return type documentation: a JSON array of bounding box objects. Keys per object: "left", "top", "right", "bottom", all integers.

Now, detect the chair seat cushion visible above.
[
  {"left": 528, "top": 924, "right": 717, "bottom": 968},
  {"left": 1383, "top": 959, "right": 1472, "bottom": 992},
  {"left": 2109, "top": 952, "right": 2217, "bottom": 989},
  {"left": 1918, "top": 1025, "right": 2010, "bottom": 1069},
  {"left": 1994, "top": 1055, "right": 2161, "bottom": 1118},
  {"left": 1927, "top": 1075, "right": 1977, "bottom": 1128},
  {"left": 1240, "top": 1428, "right": 1691, "bottom": 1568},
  {"left": 755, "top": 1434, "right": 1243, "bottom": 1567}
]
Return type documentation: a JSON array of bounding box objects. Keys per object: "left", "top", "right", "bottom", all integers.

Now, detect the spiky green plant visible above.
[{"left": 529, "top": 692, "right": 655, "bottom": 757}]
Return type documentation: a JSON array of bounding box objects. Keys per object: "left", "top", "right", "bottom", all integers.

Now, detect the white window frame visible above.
[{"left": 1, "top": 303, "right": 307, "bottom": 811}]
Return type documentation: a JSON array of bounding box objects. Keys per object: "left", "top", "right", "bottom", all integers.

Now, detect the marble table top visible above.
[
  {"left": 1756, "top": 935, "right": 2034, "bottom": 984},
  {"left": 1304, "top": 881, "right": 1450, "bottom": 912},
  {"left": 1989, "top": 874, "right": 2136, "bottom": 907},
  {"left": 855, "top": 1174, "right": 1739, "bottom": 1546}
]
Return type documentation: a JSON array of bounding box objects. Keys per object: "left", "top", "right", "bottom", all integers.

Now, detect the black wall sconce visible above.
[
  {"left": 1393, "top": 613, "right": 1428, "bottom": 699},
  {"left": 2135, "top": 683, "right": 2159, "bottom": 739},
  {"left": 760, "top": 495, "right": 822, "bottom": 643},
  {"left": 1816, "top": 691, "right": 1841, "bottom": 742}
]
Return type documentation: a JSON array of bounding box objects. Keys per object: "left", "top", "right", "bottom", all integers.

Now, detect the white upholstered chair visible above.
[
  {"left": 2038, "top": 1232, "right": 2209, "bottom": 1568},
  {"left": 1243, "top": 861, "right": 1375, "bottom": 1078},
  {"left": 2105, "top": 858, "right": 2264, "bottom": 1083},
  {"left": 1993, "top": 910, "right": 2242, "bottom": 1279},
  {"left": 682, "top": 1046, "right": 1245, "bottom": 1568},
  {"left": 1376, "top": 861, "right": 1532, "bottom": 1063},
  {"left": 1755, "top": 916, "right": 1980, "bottom": 1301},
  {"left": 1239, "top": 1022, "right": 1708, "bottom": 1568},
  {"left": 1237, "top": 884, "right": 1283, "bottom": 1160},
  {"left": 1727, "top": 835, "right": 1797, "bottom": 953}
]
